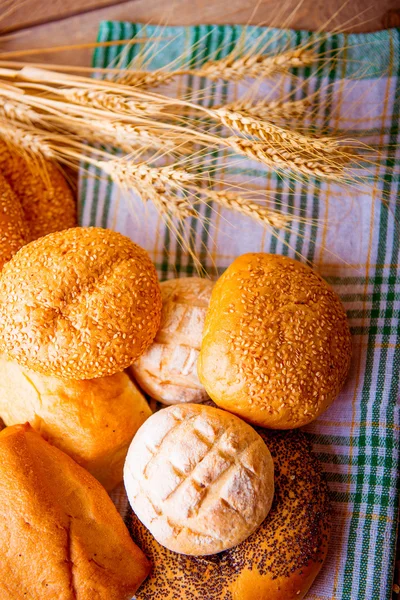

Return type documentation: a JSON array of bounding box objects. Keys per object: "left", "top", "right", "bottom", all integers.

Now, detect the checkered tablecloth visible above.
[{"left": 79, "top": 22, "right": 400, "bottom": 600}]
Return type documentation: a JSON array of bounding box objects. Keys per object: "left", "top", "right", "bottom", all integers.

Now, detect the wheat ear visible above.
[
  {"left": 61, "top": 88, "right": 165, "bottom": 115},
  {"left": 224, "top": 98, "right": 311, "bottom": 122}
]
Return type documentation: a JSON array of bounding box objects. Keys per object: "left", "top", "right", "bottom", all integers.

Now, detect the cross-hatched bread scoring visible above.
[
  {"left": 198, "top": 253, "right": 352, "bottom": 429},
  {"left": 124, "top": 403, "right": 274, "bottom": 556},
  {"left": 0, "top": 227, "right": 162, "bottom": 379},
  {"left": 0, "top": 423, "right": 150, "bottom": 600},
  {"left": 129, "top": 428, "right": 331, "bottom": 600},
  {"left": 0, "top": 173, "right": 28, "bottom": 269},
  {"left": 0, "top": 358, "right": 152, "bottom": 490},
  {"left": 130, "top": 277, "right": 213, "bottom": 404},
  {"left": 0, "top": 141, "right": 76, "bottom": 241}
]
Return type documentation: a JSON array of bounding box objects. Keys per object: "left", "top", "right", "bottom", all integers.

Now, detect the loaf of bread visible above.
[
  {"left": 0, "top": 140, "right": 76, "bottom": 241},
  {"left": 198, "top": 253, "right": 352, "bottom": 429},
  {"left": 128, "top": 428, "right": 331, "bottom": 600},
  {"left": 0, "top": 227, "right": 162, "bottom": 379},
  {"left": 0, "top": 358, "right": 152, "bottom": 490},
  {"left": 0, "top": 423, "right": 150, "bottom": 599},
  {"left": 0, "top": 173, "right": 28, "bottom": 269},
  {"left": 124, "top": 403, "right": 274, "bottom": 556},
  {"left": 130, "top": 277, "right": 213, "bottom": 404}
]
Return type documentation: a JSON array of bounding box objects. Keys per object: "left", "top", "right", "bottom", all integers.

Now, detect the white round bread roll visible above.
[
  {"left": 130, "top": 278, "right": 213, "bottom": 405},
  {"left": 124, "top": 403, "right": 274, "bottom": 556}
]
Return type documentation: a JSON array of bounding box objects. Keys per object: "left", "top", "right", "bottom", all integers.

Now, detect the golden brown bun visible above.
[
  {"left": 0, "top": 423, "right": 150, "bottom": 599},
  {"left": 124, "top": 404, "right": 274, "bottom": 556},
  {"left": 198, "top": 253, "right": 351, "bottom": 429},
  {"left": 0, "top": 358, "right": 152, "bottom": 490},
  {"left": 0, "top": 141, "right": 76, "bottom": 241},
  {"left": 129, "top": 428, "right": 330, "bottom": 600},
  {"left": 0, "top": 227, "right": 162, "bottom": 379},
  {"left": 0, "top": 173, "right": 28, "bottom": 269},
  {"left": 130, "top": 277, "right": 213, "bottom": 405}
]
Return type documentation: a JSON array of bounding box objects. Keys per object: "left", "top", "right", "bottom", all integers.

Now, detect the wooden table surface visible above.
[{"left": 1, "top": 0, "right": 400, "bottom": 597}]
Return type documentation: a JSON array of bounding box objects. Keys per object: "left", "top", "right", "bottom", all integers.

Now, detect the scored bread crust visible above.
[
  {"left": 130, "top": 277, "right": 213, "bottom": 404},
  {"left": 124, "top": 404, "right": 274, "bottom": 556},
  {"left": 0, "top": 358, "right": 152, "bottom": 490},
  {"left": 0, "top": 227, "right": 162, "bottom": 379},
  {"left": 129, "top": 428, "right": 331, "bottom": 600},
  {"left": 0, "top": 173, "right": 28, "bottom": 269},
  {"left": 0, "top": 424, "right": 150, "bottom": 600},
  {"left": 198, "top": 253, "right": 352, "bottom": 429},
  {"left": 0, "top": 141, "right": 76, "bottom": 241}
]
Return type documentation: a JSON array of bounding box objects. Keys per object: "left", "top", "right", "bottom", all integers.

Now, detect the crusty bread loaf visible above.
[
  {"left": 0, "top": 423, "right": 150, "bottom": 599},
  {"left": 0, "top": 358, "right": 152, "bottom": 490},
  {"left": 124, "top": 404, "right": 274, "bottom": 556},
  {"left": 130, "top": 277, "right": 213, "bottom": 404},
  {"left": 0, "top": 141, "right": 76, "bottom": 241},
  {"left": 0, "top": 173, "right": 28, "bottom": 269},
  {"left": 0, "top": 227, "right": 162, "bottom": 379},
  {"left": 128, "top": 428, "right": 331, "bottom": 600},
  {"left": 198, "top": 253, "right": 352, "bottom": 429}
]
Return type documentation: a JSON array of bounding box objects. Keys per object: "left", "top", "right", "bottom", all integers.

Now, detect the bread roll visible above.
[
  {"left": 0, "top": 423, "right": 150, "bottom": 599},
  {"left": 0, "top": 173, "right": 28, "bottom": 269},
  {"left": 124, "top": 403, "right": 274, "bottom": 556},
  {"left": 0, "top": 140, "right": 76, "bottom": 241},
  {"left": 198, "top": 253, "right": 352, "bottom": 429},
  {"left": 0, "top": 358, "right": 152, "bottom": 490},
  {"left": 128, "top": 428, "right": 331, "bottom": 600},
  {"left": 0, "top": 227, "right": 162, "bottom": 379},
  {"left": 130, "top": 277, "right": 213, "bottom": 404}
]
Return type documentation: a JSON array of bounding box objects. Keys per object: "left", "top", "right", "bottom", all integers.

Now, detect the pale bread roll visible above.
[
  {"left": 124, "top": 404, "right": 274, "bottom": 556},
  {"left": 130, "top": 277, "right": 213, "bottom": 404},
  {"left": 0, "top": 358, "right": 152, "bottom": 490},
  {"left": 0, "top": 424, "right": 150, "bottom": 599},
  {"left": 0, "top": 227, "right": 162, "bottom": 379}
]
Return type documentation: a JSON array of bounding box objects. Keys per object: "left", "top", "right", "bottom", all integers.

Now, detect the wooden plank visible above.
[{"left": 0, "top": 0, "right": 399, "bottom": 68}]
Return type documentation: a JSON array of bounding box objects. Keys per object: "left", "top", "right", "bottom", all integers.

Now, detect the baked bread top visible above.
[
  {"left": 0, "top": 423, "right": 150, "bottom": 600},
  {"left": 131, "top": 277, "right": 213, "bottom": 404},
  {"left": 124, "top": 403, "right": 274, "bottom": 556},
  {"left": 198, "top": 253, "right": 352, "bottom": 428},
  {"left": 0, "top": 173, "right": 28, "bottom": 269},
  {"left": 0, "top": 227, "right": 162, "bottom": 379},
  {"left": 129, "top": 428, "right": 331, "bottom": 600}
]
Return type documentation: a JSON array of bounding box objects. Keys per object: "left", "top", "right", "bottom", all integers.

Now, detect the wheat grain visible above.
[
  {"left": 203, "top": 189, "right": 290, "bottom": 228},
  {"left": 98, "top": 159, "right": 196, "bottom": 190},
  {"left": 194, "top": 49, "right": 315, "bottom": 82},
  {"left": 114, "top": 70, "right": 177, "bottom": 88},
  {"left": 62, "top": 87, "right": 165, "bottom": 115},
  {"left": 225, "top": 98, "right": 311, "bottom": 122},
  {"left": 0, "top": 122, "right": 54, "bottom": 159},
  {"left": 0, "top": 97, "right": 41, "bottom": 125}
]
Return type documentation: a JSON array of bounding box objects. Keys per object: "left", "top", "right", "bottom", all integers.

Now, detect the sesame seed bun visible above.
[
  {"left": 129, "top": 428, "right": 331, "bottom": 600},
  {"left": 0, "top": 173, "right": 28, "bottom": 269},
  {"left": 0, "top": 227, "right": 162, "bottom": 380},
  {"left": 198, "top": 253, "right": 351, "bottom": 429},
  {"left": 0, "top": 141, "right": 76, "bottom": 241},
  {"left": 130, "top": 277, "right": 213, "bottom": 405},
  {"left": 124, "top": 404, "right": 274, "bottom": 556},
  {"left": 0, "top": 423, "right": 150, "bottom": 599},
  {"left": 0, "top": 358, "right": 152, "bottom": 491}
]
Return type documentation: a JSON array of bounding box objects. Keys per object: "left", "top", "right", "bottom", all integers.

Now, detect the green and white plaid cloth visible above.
[{"left": 79, "top": 21, "right": 400, "bottom": 600}]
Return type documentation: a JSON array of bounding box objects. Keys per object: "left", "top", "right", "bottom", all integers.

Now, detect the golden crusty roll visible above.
[
  {"left": 0, "top": 173, "right": 28, "bottom": 269},
  {"left": 124, "top": 404, "right": 274, "bottom": 556},
  {"left": 0, "top": 140, "right": 76, "bottom": 241},
  {"left": 0, "top": 358, "right": 152, "bottom": 490},
  {"left": 0, "top": 423, "right": 150, "bottom": 599},
  {"left": 0, "top": 227, "right": 162, "bottom": 379},
  {"left": 129, "top": 428, "right": 331, "bottom": 600},
  {"left": 198, "top": 253, "right": 352, "bottom": 429},
  {"left": 130, "top": 277, "right": 213, "bottom": 405}
]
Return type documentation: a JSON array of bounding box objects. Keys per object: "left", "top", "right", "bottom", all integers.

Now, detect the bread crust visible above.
[
  {"left": 129, "top": 428, "right": 331, "bottom": 600},
  {"left": 0, "top": 227, "right": 162, "bottom": 379},
  {"left": 0, "top": 424, "right": 150, "bottom": 600},
  {"left": 198, "top": 253, "right": 352, "bottom": 428},
  {"left": 0, "top": 173, "right": 28, "bottom": 269},
  {"left": 124, "top": 403, "right": 274, "bottom": 556},
  {"left": 0, "top": 359, "right": 152, "bottom": 490},
  {"left": 0, "top": 141, "right": 76, "bottom": 241},
  {"left": 131, "top": 277, "right": 213, "bottom": 404}
]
